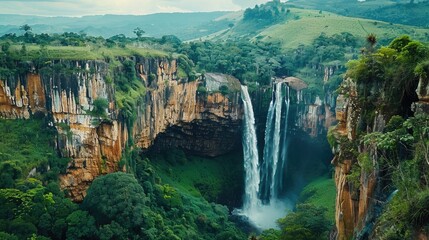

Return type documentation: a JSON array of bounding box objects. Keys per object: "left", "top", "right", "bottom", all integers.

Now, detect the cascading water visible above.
[
  {"left": 278, "top": 85, "right": 290, "bottom": 192},
  {"left": 237, "top": 82, "right": 292, "bottom": 230},
  {"left": 260, "top": 82, "right": 291, "bottom": 202},
  {"left": 261, "top": 82, "right": 284, "bottom": 201},
  {"left": 240, "top": 85, "right": 261, "bottom": 212}
]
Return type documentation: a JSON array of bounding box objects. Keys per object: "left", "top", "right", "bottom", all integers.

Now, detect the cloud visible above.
[{"left": 0, "top": 0, "right": 270, "bottom": 16}]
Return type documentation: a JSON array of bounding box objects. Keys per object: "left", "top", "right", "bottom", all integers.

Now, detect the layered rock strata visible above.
[{"left": 0, "top": 59, "right": 242, "bottom": 201}]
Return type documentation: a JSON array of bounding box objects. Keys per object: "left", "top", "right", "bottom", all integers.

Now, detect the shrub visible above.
[{"left": 90, "top": 98, "right": 109, "bottom": 119}]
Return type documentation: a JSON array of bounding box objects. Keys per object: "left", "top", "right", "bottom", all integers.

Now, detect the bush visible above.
[{"left": 90, "top": 98, "right": 109, "bottom": 119}]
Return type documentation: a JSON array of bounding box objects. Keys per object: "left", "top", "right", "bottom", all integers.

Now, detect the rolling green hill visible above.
[
  {"left": 286, "top": 0, "right": 429, "bottom": 27},
  {"left": 256, "top": 8, "right": 429, "bottom": 49},
  {"left": 209, "top": 7, "right": 429, "bottom": 50}
]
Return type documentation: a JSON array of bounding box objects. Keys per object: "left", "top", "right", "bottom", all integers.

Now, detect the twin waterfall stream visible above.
[{"left": 238, "top": 83, "right": 292, "bottom": 229}]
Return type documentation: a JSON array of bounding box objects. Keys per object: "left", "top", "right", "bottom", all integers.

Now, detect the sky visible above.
[{"left": 0, "top": 0, "right": 272, "bottom": 16}]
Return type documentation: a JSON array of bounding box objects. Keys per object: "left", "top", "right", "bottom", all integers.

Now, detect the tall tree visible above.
[{"left": 82, "top": 172, "right": 148, "bottom": 237}]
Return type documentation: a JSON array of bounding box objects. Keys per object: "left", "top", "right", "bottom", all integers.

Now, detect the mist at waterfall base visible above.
[
  {"left": 236, "top": 83, "right": 293, "bottom": 229},
  {"left": 236, "top": 84, "right": 332, "bottom": 230}
]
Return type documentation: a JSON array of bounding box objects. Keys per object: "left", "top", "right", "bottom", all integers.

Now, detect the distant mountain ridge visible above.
[{"left": 0, "top": 12, "right": 233, "bottom": 40}]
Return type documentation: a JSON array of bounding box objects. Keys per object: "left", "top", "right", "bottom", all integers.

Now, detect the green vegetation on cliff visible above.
[
  {"left": 0, "top": 118, "right": 69, "bottom": 188},
  {"left": 0, "top": 119, "right": 77, "bottom": 239},
  {"left": 0, "top": 33, "right": 168, "bottom": 61},
  {"left": 332, "top": 35, "right": 429, "bottom": 239}
]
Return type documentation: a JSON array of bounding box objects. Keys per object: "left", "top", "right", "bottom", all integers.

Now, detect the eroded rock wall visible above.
[
  {"left": 152, "top": 92, "right": 242, "bottom": 156},
  {"left": 0, "top": 58, "right": 242, "bottom": 201},
  {"left": 331, "top": 78, "right": 381, "bottom": 240},
  {"left": 331, "top": 73, "right": 429, "bottom": 240}
]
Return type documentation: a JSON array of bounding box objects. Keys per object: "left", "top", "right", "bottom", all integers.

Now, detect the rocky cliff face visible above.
[
  {"left": 0, "top": 59, "right": 242, "bottom": 201},
  {"left": 332, "top": 78, "right": 371, "bottom": 240},
  {"left": 332, "top": 74, "right": 429, "bottom": 240},
  {"left": 133, "top": 72, "right": 242, "bottom": 155},
  {"left": 152, "top": 91, "right": 242, "bottom": 156}
]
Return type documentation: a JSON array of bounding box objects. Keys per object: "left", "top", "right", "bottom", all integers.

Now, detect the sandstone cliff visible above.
[
  {"left": 0, "top": 59, "right": 242, "bottom": 201},
  {"left": 331, "top": 77, "right": 374, "bottom": 240},
  {"left": 332, "top": 72, "right": 429, "bottom": 239}
]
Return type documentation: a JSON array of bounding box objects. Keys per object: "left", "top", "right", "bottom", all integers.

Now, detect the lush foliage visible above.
[
  {"left": 0, "top": 117, "right": 246, "bottom": 239},
  {"left": 243, "top": 0, "right": 288, "bottom": 24},
  {"left": 345, "top": 35, "right": 428, "bottom": 128},
  {"left": 93, "top": 151, "right": 246, "bottom": 240},
  {"left": 332, "top": 35, "right": 429, "bottom": 238},
  {"left": 365, "top": 114, "right": 429, "bottom": 239},
  {"left": 178, "top": 40, "right": 281, "bottom": 86},
  {"left": 178, "top": 31, "right": 357, "bottom": 98},
  {"left": 82, "top": 172, "right": 147, "bottom": 232},
  {"left": 0, "top": 118, "right": 79, "bottom": 240},
  {"left": 0, "top": 118, "right": 69, "bottom": 188}
]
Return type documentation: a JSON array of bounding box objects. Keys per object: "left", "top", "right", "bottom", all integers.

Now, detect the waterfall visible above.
[
  {"left": 278, "top": 85, "right": 290, "bottom": 192},
  {"left": 260, "top": 98, "right": 275, "bottom": 200},
  {"left": 240, "top": 85, "right": 261, "bottom": 212},
  {"left": 269, "top": 82, "right": 284, "bottom": 199},
  {"left": 237, "top": 83, "right": 292, "bottom": 229},
  {"left": 261, "top": 82, "right": 286, "bottom": 201}
]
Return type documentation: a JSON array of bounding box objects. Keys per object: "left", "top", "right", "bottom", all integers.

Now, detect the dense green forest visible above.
[
  {"left": 1, "top": 1, "right": 429, "bottom": 239},
  {"left": 0, "top": 118, "right": 247, "bottom": 239}
]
